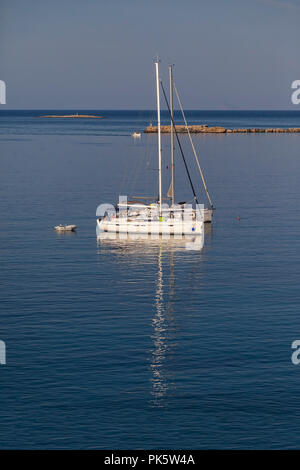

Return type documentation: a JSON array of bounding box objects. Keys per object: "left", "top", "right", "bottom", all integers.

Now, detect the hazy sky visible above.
[{"left": 1, "top": 0, "right": 299, "bottom": 109}]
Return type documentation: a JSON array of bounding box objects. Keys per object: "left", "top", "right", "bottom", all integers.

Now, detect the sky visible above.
[{"left": 1, "top": 0, "right": 300, "bottom": 109}]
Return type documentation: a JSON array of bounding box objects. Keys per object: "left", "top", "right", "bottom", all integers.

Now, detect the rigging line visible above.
[
  {"left": 173, "top": 82, "right": 214, "bottom": 209},
  {"left": 160, "top": 80, "right": 199, "bottom": 205}
]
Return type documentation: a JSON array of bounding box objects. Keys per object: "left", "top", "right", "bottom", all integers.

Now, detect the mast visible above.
[
  {"left": 169, "top": 65, "right": 175, "bottom": 205},
  {"left": 155, "top": 60, "right": 162, "bottom": 216}
]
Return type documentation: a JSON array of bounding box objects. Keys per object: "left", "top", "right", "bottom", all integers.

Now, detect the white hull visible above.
[
  {"left": 97, "top": 217, "right": 203, "bottom": 237},
  {"left": 55, "top": 224, "right": 77, "bottom": 232}
]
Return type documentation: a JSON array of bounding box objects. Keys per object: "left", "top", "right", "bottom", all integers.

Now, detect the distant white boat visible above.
[
  {"left": 132, "top": 132, "right": 141, "bottom": 138},
  {"left": 55, "top": 224, "right": 77, "bottom": 232}
]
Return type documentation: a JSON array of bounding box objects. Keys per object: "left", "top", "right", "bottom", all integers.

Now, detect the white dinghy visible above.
[{"left": 55, "top": 224, "right": 77, "bottom": 232}]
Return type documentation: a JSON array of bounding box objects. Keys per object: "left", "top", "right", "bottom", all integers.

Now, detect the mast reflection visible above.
[{"left": 150, "top": 242, "right": 176, "bottom": 407}]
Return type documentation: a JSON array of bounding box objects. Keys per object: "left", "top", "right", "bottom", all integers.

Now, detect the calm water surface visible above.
[{"left": 1, "top": 110, "right": 300, "bottom": 449}]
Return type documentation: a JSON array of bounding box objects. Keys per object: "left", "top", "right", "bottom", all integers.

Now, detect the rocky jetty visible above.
[
  {"left": 40, "top": 114, "right": 104, "bottom": 118},
  {"left": 144, "top": 124, "right": 300, "bottom": 134}
]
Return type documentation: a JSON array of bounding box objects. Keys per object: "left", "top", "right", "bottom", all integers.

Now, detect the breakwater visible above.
[{"left": 144, "top": 124, "right": 300, "bottom": 134}]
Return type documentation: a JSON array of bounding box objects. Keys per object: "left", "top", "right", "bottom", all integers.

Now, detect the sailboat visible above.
[{"left": 97, "top": 60, "right": 204, "bottom": 242}]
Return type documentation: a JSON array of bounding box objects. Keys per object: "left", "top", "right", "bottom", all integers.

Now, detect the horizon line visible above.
[{"left": 1, "top": 108, "right": 300, "bottom": 112}]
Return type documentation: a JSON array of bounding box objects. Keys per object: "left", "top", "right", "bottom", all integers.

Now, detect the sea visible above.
[{"left": 1, "top": 109, "right": 300, "bottom": 449}]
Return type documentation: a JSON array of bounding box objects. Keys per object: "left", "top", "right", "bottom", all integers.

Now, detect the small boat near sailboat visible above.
[
  {"left": 203, "top": 208, "right": 213, "bottom": 223},
  {"left": 132, "top": 132, "right": 141, "bottom": 138}
]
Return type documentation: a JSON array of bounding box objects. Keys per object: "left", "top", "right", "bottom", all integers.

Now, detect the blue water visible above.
[{"left": 1, "top": 110, "right": 300, "bottom": 449}]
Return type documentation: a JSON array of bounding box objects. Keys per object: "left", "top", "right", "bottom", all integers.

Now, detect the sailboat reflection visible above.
[
  {"left": 150, "top": 242, "right": 176, "bottom": 407},
  {"left": 97, "top": 230, "right": 211, "bottom": 407}
]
